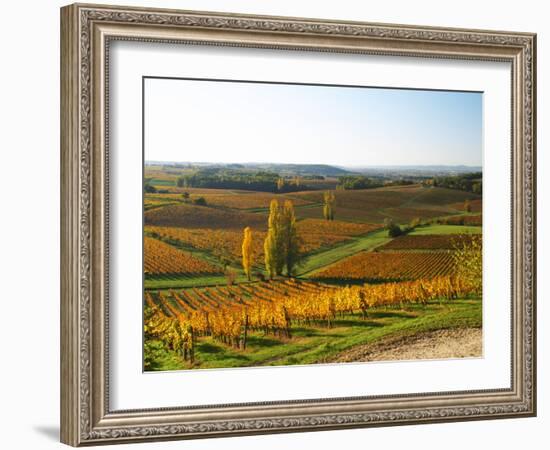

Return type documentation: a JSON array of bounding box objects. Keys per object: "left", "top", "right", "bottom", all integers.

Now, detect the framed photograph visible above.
[{"left": 60, "top": 3, "right": 536, "bottom": 446}]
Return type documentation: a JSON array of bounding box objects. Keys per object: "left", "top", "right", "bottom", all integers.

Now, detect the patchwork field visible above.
[
  {"left": 145, "top": 219, "right": 383, "bottom": 272},
  {"left": 286, "top": 185, "right": 479, "bottom": 224},
  {"left": 440, "top": 214, "right": 483, "bottom": 226},
  {"left": 143, "top": 168, "right": 483, "bottom": 371},
  {"left": 378, "top": 234, "right": 482, "bottom": 251},
  {"left": 144, "top": 237, "right": 222, "bottom": 276},
  {"left": 313, "top": 251, "right": 457, "bottom": 282},
  {"left": 144, "top": 202, "right": 266, "bottom": 229}
]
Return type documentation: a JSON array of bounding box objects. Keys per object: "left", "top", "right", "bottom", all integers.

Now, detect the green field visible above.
[
  {"left": 409, "top": 224, "right": 482, "bottom": 235},
  {"left": 149, "top": 178, "right": 176, "bottom": 186},
  {"left": 145, "top": 273, "right": 245, "bottom": 289}
]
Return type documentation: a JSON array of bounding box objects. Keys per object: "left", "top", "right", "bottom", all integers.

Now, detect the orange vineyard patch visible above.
[
  {"left": 315, "top": 251, "right": 456, "bottom": 281},
  {"left": 144, "top": 237, "right": 222, "bottom": 275}
]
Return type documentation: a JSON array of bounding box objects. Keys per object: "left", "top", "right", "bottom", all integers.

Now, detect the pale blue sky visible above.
[{"left": 144, "top": 77, "right": 482, "bottom": 167}]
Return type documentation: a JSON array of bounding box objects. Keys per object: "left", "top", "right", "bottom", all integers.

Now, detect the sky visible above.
[{"left": 144, "top": 77, "right": 482, "bottom": 168}]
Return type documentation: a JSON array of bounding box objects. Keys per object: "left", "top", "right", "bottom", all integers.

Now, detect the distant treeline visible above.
[
  {"left": 423, "top": 172, "right": 482, "bottom": 194},
  {"left": 176, "top": 169, "right": 304, "bottom": 193},
  {"left": 336, "top": 176, "right": 414, "bottom": 190}
]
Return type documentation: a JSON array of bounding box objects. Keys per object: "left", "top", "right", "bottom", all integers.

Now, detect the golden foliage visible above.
[
  {"left": 379, "top": 234, "right": 481, "bottom": 251},
  {"left": 452, "top": 235, "right": 482, "bottom": 296},
  {"left": 323, "top": 190, "right": 336, "bottom": 220},
  {"left": 241, "top": 227, "right": 253, "bottom": 281},
  {"left": 147, "top": 276, "right": 477, "bottom": 353},
  {"left": 315, "top": 251, "right": 457, "bottom": 281},
  {"left": 144, "top": 237, "right": 221, "bottom": 275}
]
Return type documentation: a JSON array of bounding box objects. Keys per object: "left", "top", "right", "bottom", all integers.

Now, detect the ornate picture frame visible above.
[{"left": 60, "top": 3, "right": 536, "bottom": 446}]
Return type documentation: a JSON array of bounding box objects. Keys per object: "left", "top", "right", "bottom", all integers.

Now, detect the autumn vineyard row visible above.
[
  {"left": 144, "top": 237, "right": 221, "bottom": 275},
  {"left": 378, "top": 234, "right": 482, "bottom": 251},
  {"left": 145, "top": 277, "right": 477, "bottom": 361},
  {"left": 314, "top": 251, "right": 457, "bottom": 281}
]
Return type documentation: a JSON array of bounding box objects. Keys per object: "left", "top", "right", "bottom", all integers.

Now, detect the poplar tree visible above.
[
  {"left": 241, "top": 226, "right": 253, "bottom": 281},
  {"left": 282, "top": 200, "right": 300, "bottom": 277},
  {"left": 264, "top": 199, "right": 302, "bottom": 278},
  {"left": 323, "top": 191, "right": 335, "bottom": 221},
  {"left": 264, "top": 199, "right": 283, "bottom": 278}
]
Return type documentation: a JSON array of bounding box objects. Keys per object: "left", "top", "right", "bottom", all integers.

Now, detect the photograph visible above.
[{"left": 142, "top": 77, "right": 484, "bottom": 371}]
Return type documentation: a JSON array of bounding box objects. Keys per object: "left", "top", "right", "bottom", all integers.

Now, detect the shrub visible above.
[
  {"left": 193, "top": 197, "right": 207, "bottom": 206},
  {"left": 144, "top": 183, "right": 157, "bottom": 193},
  {"left": 384, "top": 218, "right": 403, "bottom": 237}
]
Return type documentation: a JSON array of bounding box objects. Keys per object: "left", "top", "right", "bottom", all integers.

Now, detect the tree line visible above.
[
  {"left": 423, "top": 172, "right": 482, "bottom": 194},
  {"left": 336, "top": 176, "right": 414, "bottom": 190},
  {"left": 177, "top": 169, "right": 305, "bottom": 193}
]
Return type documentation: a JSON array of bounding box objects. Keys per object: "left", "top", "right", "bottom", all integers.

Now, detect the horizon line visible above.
[{"left": 144, "top": 160, "right": 482, "bottom": 169}]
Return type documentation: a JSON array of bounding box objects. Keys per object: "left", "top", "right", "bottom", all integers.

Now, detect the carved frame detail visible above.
[{"left": 61, "top": 3, "right": 536, "bottom": 446}]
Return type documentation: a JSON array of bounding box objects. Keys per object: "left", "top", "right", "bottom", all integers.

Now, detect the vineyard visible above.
[
  {"left": 314, "top": 251, "right": 456, "bottom": 281},
  {"left": 381, "top": 206, "right": 452, "bottom": 222},
  {"left": 145, "top": 276, "right": 477, "bottom": 363},
  {"left": 144, "top": 199, "right": 179, "bottom": 211},
  {"left": 145, "top": 220, "right": 381, "bottom": 266},
  {"left": 450, "top": 198, "right": 482, "bottom": 213},
  {"left": 287, "top": 185, "right": 479, "bottom": 224},
  {"left": 142, "top": 167, "right": 483, "bottom": 369},
  {"left": 144, "top": 202, "right": 266, "bottom": 230},
  {"left": 193, "top": 192, "right": 311, "bottom": 210},
  {"left": 144, "top": 237, "right": 222, "bottom": 276},
  {"left": 378, "top": 234, "right": 482, "bottom": 251},
  {"left": 407, "top": 186, "right": 480, "bottom": 206},
  {"left": 147, "top": 191, "right": 313, "bottom": 210},
  {"left": 146, "top": 227, "right": 266, "bottom": 265},
  {"left": 291, "top": 185, "right": 423, "bottom": 210},
  {"left": 440, "top": 214, "right": 483, "bottom": 226},
  {"left": 296, "top": 218, "right": 380, "bottom": 236}
]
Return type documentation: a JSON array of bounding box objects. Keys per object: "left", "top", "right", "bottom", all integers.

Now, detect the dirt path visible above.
[{"left": 329, "top": 328, "right": 482, "bottom": 363}]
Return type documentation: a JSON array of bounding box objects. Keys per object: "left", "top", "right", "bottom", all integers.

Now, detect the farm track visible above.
[{"left": 328, "top": 327, "right": 482, "bottom": 363}]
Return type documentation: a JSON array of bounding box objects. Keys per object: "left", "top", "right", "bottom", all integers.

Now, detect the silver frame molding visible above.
[{"left": 60, "top": 3, "right": 536, "bottom": 446}]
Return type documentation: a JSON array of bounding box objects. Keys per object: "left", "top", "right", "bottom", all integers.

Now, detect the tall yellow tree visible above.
[
  {"left": 282, "top": 200, "right": 300, "bottom": 277},
  {"left": 264, "top": 199, "right": 284, "bottom": 278},
  {"left": 323, "top": 191, "right": 335, "bottom": 221},
  {"left": 241, "top": 226, "right": 253, "bottom": 281}
]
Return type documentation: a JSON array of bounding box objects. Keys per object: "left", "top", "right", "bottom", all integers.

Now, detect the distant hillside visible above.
[
  {"left": 245, "top": 163, "right": 354, "bottom": 177},
  {"left": 146, "top": 161, "right": 354, "bottom": 177},
  {"left": 290, "top": 184, "right": 481, "bottom": 224},
  {"left": 348, "top": 165, "right": 482, "bottom": 177}
]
